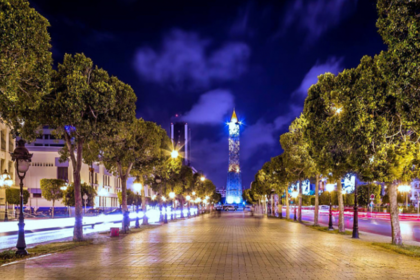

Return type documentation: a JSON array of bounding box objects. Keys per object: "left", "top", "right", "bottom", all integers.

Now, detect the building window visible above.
[
  {"left": 33, "top": 193, "right": 42, "bottom": 198},
  {"left": 57, "top": 167, "right": 68, "bottom": 181}
]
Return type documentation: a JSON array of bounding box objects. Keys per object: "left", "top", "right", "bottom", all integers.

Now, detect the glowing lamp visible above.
[
  {"left": 195, "top": 198, "right": 202, "bottom": 203},
  {"left": 326, "top": 184, "right": 335, "bottom": 192},
  {"left": 200, "top": 176, "right": 205, "bottom": 182},
  {"left": 60, "top": 183, "right": 68, "bottom": 191},
  {"left": 171, "top": 150, "right": 179, "bottom": 159},
  {"left": 4, "top": 175, "right": 13, "bottom": 187},
  {"left": 152, "top": 195, "right": 157, "bottom": 200},
  {"left": 162, "top": 196, "right": 166, "bottom": 202},
  {"left": 133, "top": 176, "right": 142, "bottom": 193},
  {"left": 235, "top": 197, "right": 241, "bottom": 204},
  {"left": 192, "top": 191, "right": 196, "bottom": 196},
  {"left": 2, "top": 169, "right": 8, "bottom": 179},
  {"left": 169, "top": 191, "right": 176, "bottom": 199},
  {"left": 226, "top": 196, "right": 234, "bottom": 204},
  {"left": 186, "top": 195, "right": 191, "bottom": 201},
  {"left": 398, "top": 185, "right": 411, "bottom": 193},
  {"left": 98, "top": 188, "right": 108, "bottom": 196}
]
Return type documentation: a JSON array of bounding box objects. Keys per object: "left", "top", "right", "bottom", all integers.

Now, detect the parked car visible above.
[
  {"left": 319, "top": 205, "right": 330, "bottom": 211},
  {"left": 214, "top": 205, "right": 223, "bottom": 211},
  {"left": 105, "top": 208, "right": 124, "bottom": 215},
  {"left": 224, "top": 205, "right": 237, "bottom": 211},
  {"left": 244, "top": 206, "right": 252, "bottom": 211}
]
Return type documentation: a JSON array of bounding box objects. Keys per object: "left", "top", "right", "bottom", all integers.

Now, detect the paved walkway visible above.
[{"left": 1, "top": 212, "right": 420, "bottom": 279}]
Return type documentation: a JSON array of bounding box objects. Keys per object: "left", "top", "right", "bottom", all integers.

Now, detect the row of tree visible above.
[
  {"left": 244, "top": 0, "right": 420, "bottom": 245},
  {"left": 0, "top": 0, "right": 218, "bottom": 241}
]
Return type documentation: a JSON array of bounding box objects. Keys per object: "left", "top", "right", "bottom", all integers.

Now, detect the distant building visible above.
[{"left": 170, "top": 121, "right": 191, "bottom": 166}]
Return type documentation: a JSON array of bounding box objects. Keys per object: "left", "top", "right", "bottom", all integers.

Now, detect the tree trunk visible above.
[
  {"left": 314, "top": 174, "right": 320, "bottom": 226},
  {"left": 389, "top": 182, "right": 403, "bottom": 245},
  {"left": 70, "top": 140, "right": 84, "bottom": 241},
  {"left": 337, "top": 179, "right": 345, "bottom": 233},
  {"left": 120, "top": 174, "right": 130, "bottom": 233},
  {"left": 52, "top": 199, "right": 55, "bottom": 219},
  {"left": 141, "top": 185, "right": 148, "bottom": 225},
  {"left": 180, "top": 197, "right": 184, "bottom": 218},
  {"left": 285, "top": 189, "right": 290, "bottom": 219},
  {"left": 298, "top": 180, "right": 303, "bottom": 223}
]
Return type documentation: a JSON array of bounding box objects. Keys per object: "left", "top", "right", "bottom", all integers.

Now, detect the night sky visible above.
[{"left": 30, "top": 0, "right": 385, "bottom": 190}]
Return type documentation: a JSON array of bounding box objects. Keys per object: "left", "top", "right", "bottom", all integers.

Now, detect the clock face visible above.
[{"left": 229, "top": 122, "right": 239, "bottom": 135}]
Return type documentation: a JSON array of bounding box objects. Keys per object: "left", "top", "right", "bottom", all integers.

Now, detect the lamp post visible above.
[
  {"left": 162, "top": 196, "right": 168, "bottom": 223},
  {"left": 60, "top": 183, "right": 70, "bottom": 217},
  {"left": 11, "top": 139, "right": 33, "bottom": 256},
  {"left": 169, "top": 191, "right": 175, "bottom": 220},
  {"left": 83, "top": 193, "right": 88, "bottom": 215},
  {"left": 2, "top": 169, "right": 13, "bottom": 221},
  {"left": 192, "top": 191, "right": 197, "bottom": 216},
  {"left": 326, "top": 184, "right": 335, "bottom": 230},
  {"left": 291, "top": 190, "right": 298, "bottom": 221},
  {"left": 398, "top": 184, "right": 411, "bottom": 210},
  {"left": 352, "top": 180, "right": 359, "bottom": 239},
  {"left": 186, "top": 195, "right": 191, "bottom": 218},
  {"left": 133, "top": 177, "right": 142, "bottom": 228}
]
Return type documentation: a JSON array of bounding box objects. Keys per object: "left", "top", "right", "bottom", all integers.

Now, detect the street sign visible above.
[{"left": 370, "top": 194, "right": 375, "bottom": 201}]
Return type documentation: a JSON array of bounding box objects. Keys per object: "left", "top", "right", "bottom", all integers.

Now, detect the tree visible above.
[
  {"left": 171, "top": 165, "right": 193, "bottom": 218},
  {"left": 270, "top": 154, "right": 291, "bottom": 219},
  {"left": 62, "top": 183, "right": 97, "bottom": 207},
  {"left": 0, "top": 0, "right": 52, "bottom": 140},
  {"left": 95, "top": 119, "right": 162, "bottom": 232},
  {"left": 280, "top": 115, "right": 317, "bottom": 223},
  {"left": 40, "top": 179, "right": 65, "bottom": 218},
  {"left": 44, "top": 53, "right": 136, "bottom": 241},
  {"left": 357, "top": 184, "right": 381, "bottom": 207},
  {"left": 117, "top": 189, "right": 140, "bottom": 207},
  {"left": 6, "top": 188, "right": 29, "bottom": 205},
  {"left": 211, "top": 191, "right": 222, "bottom": 204}
]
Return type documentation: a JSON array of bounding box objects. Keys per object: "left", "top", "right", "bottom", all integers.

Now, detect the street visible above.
[
  {"left": 283, "top": 208, "right": 420, "bottom": 242},
  {"left": 1, "top": 212, "right": 420, "bottom": 279}
]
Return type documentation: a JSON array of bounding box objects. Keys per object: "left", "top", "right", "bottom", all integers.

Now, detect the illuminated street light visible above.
[
  {"left": 325, "top": 183, "right": 335, "bottom": 230},
  {"left": 171, "top": 150, "right": 179, "bottom": 159},
  {"left": 335, "top": 107, "right": 343, "bottom": 114},
  {"left": 186, "top": 195, "right": 191, "bottom": 201},
  {"left": 201, "top": 176, "right": 205, "bottom": 182},
  {"left": 192, "top": 191, "right": 196, "bottom": 196},
  {"left": 133, "top": 176, "right": 142, "bottom": 193},
  {"left": 162, "top": 196, "right": 166, "bottom": 202},
  {"left": 11, "top": 139, "right": 32, "bottom": 256},
  {"left": 169, "top": 191, "right": 176, "bottom": 199},
  {"left": 398, "top": 184, "right": 412, "bottom": 210},
  {"left": 1, "top": 169, "right": 12, "bottom": 221},
  {"left": 291, "top": 189, "right": 298, "bottom": 221},
  {"left": 132, "top": 177, "right": 142, "bottom": 228},
  {"left": 152, "top": 195, "right": 157, "bottom": 200}
]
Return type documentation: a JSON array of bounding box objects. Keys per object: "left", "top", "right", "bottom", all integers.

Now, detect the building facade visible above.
[
  {"left": 0, "top": 121, "right": 15, "bottom": 217},
  {"left": 226, "top": 110, "right": 242, "bottom": 205},
  {"left": 22, "top": 127, "right": 154, "bottom": 210},
  {"left": 170, "top": 121, "right": 191, "bottom": 166}
]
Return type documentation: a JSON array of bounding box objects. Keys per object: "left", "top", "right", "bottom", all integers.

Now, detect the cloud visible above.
[
  {"left": 293, "top": 57, "right": 343, "bottom": 99},
  {"left": 282, "top": 0, "right": 358, "bottom": 42},
  {"left": 242, "top": 119, "right": 277, "bottom": 160},
  {"left": 134, "top": 29, "right": 250, "bottom": 91},
  {"left": 181, "top": 89, "right": 234, "bottom": 124}
]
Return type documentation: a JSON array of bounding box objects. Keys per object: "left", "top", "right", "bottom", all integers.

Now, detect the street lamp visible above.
[
  {"left": 326, "top": 184, "right": 335, "bottom": 230},
  {"left": 133, "top": 177, "right": 142, "bottom": 229},
  {"left": 291, "top": 189, "right": 298, "bottom": 221},
  {"left": 201, "top": 176, "right": 205, "bottom": 182},
  {"left": 2, "top": 169, "right": 12, "bottom": 221},
  {"left": 162, "top": 196, "right": 168, "bottom": 223},
  {"left": 171, "top": 150, "right": 179, "bottom": 159},
  {"left": 169, "top": 191, "right": 175, "bottom": 220},
  {"left": 11, "top": 139, "right": 33, "bottom": 256},
  {"left": 83, "top": 193, "right": 88, "bottom": 215},
  {"left": 398, "top": 184, "right": 411, "bottom": 210}
]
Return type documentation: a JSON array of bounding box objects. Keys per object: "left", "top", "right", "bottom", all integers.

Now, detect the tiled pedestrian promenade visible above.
[{"left": 1, "top": 212, "right": 420, "bottom": 279}]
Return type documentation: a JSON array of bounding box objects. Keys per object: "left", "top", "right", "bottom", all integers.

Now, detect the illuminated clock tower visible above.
[{"left": 226, "top": 109, "right": 242, "bottom": 204}]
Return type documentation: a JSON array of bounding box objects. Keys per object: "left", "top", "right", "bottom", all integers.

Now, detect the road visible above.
[
  {"left": 1, "top": 212, "right": 420, "bottom": 279},
  {"left": 0, "top": 208, "right": 191, "bottom": 250},
  {"left": 283, "top": 208, "right": 420, "bottom": 242}
]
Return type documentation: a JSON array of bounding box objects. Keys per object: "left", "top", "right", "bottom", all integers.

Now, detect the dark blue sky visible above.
[{"left": 31, "top": 0, "right": 385, "bottom": 190}]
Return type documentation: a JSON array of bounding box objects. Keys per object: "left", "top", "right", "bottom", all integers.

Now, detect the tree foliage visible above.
[
  {"left": 6, "top": 188, "right": 29, "bottom": 205},
  {"left": 0, "top": 0, "right": 52, "bottom": 139},
  {"left": 62, "top": 182, "right": 97, "bottom": 207}
]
